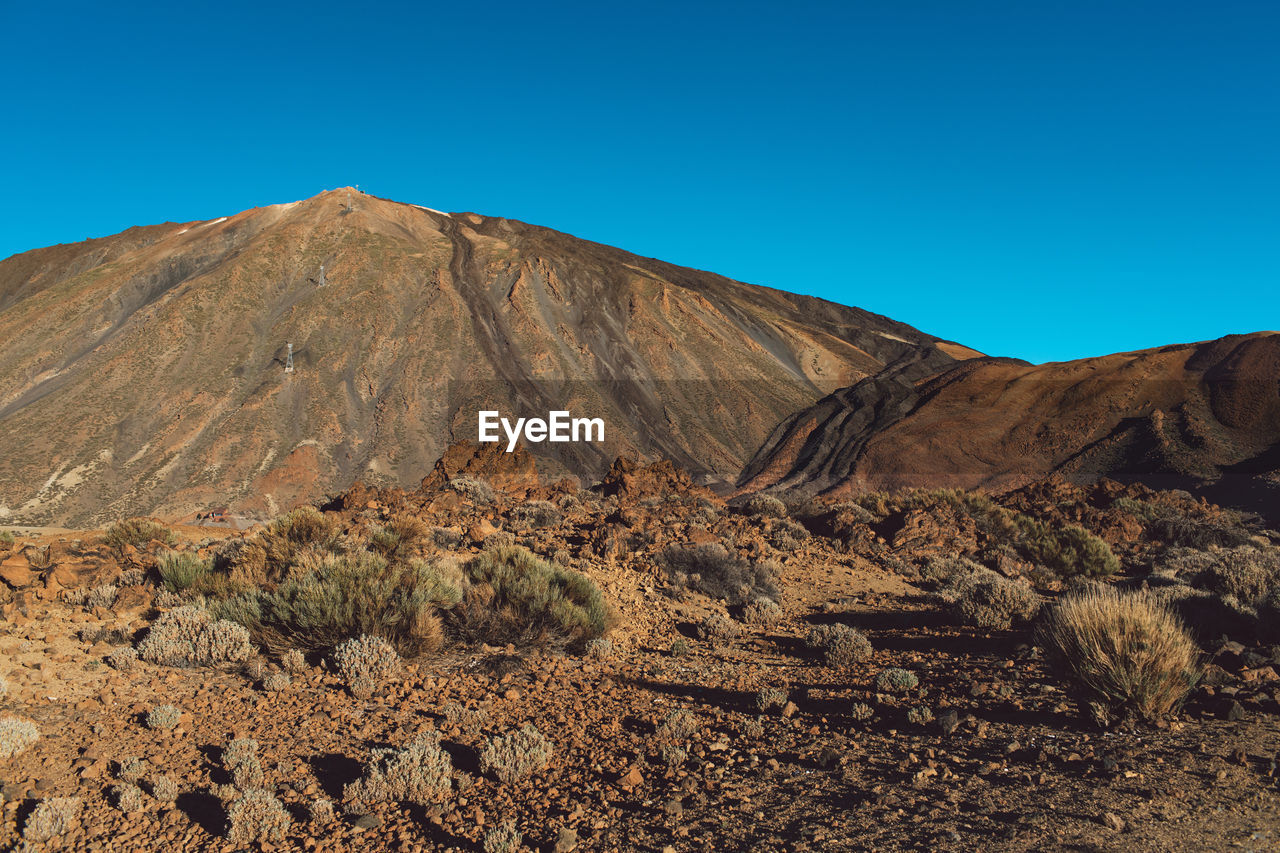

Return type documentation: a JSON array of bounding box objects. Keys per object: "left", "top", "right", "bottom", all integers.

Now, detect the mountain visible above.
[
  {"left": 738, "top": 332, "right": 1280, "bottom": 522},
  {"left": 0, "top": 188, "right": 969, "bottom": 526}
]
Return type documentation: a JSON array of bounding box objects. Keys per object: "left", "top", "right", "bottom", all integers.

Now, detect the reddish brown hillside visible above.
[{"left": 739, "top": 333, "right": 1280, "bottom": 521}]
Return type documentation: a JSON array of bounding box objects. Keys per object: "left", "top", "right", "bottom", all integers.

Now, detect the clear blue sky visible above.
[{"left": 3, "top": 1, "right": 1276, "bottom": 363}]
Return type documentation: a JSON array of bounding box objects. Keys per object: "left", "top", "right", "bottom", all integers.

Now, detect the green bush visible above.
[
  {"left": 1036, "top": 586, "right": 1199, "bottom": 724},
  {"left": 219, "top": 506, "right": 344, "bottom": 587},
  {"left": 461, "top": 546, "right": 608, "bottom": 645},
  {"left": 741, "top": 493, "right": 788, "bottom": 518},
  {"left": 212, "top": 552, "right": 461, "bottom": 654},
  {"left": 875, "top": 668, "right": 919, "bottom": 693},
  {"left": 103, "top": 518, "right": 176, "bottom": 552},
  {"left": 0, "top": 530, "right": 14, "bottom": 546},
  {"left": 157, "top": 550, "right": 211, "bottom": 592}
]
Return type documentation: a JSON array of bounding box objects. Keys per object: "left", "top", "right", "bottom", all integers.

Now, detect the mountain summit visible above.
[{"left": 0, "top": 188, "right": 968, "bottom": 525}]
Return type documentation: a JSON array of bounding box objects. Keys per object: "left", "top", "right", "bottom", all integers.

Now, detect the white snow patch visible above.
[
  {"left": 414, "top": 204, "right": 450, "bottom": 217},
  {"left": 272, "top": 201, "right": 300, "bottom": 210},
  {"left": 176, "top": 228, "right": 189, "bottom": 235},
  {"left": 875, "top": 331, "right": 914, "bottom": 344},
  {"left": 200, "top": 217, "right": 228, "bottom": 227}
]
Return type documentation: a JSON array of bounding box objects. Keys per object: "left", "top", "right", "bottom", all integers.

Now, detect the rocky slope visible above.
[
  {"left": 0, "top": 188, "right": 965, "bottom": 526},
  {"left": 738, "top": 332, "right": 1280, "bottom": 522}
]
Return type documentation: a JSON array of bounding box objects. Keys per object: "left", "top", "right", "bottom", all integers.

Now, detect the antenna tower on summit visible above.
[{"left": 285, "top": 343, "right": 294, "bottom": 374}]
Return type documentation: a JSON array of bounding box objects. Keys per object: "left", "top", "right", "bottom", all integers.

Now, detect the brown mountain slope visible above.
[
  {"left": 0, "top": 188, "right": 963, "bottom": 525},
  {"left": 738, "top": 332, "right": 1280, "bottom": 521}
]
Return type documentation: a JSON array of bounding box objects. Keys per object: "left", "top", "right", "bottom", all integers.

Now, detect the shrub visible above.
[
  {"left": 742, "top": 493, "right": 788, "bottom": 518},
  {"left": 1036, "top": 587, "right": 1199, "bottom": 724},
  {"left": 1019, "top": 523, "right": 1119, "bottom": 578},
  {"left": 117, "top": 756, "right": 146, "bottom": 784},
  {"left": 951, "top": 574, "right": 1040, "bottom": 630},
  {"left": 484, "top": 820, "right": 523, "bottom": 853},
  {"left": 87, "top": 584, "right": 119, "bottom": 609},
  {"left": 23, "top": 796, "right": 81, "bottom": 842},
  {"left": 332, "top": 634, "right": 401, "bottom": 698},
  {"left": 906, "top": 705, "right": 935, "bottom": 725},
  {"left": 107, "top": 646, "right": 139, "bottom": 671},
  {"left": 756, "top": 687, "right": 789, "bottom": 713},
  {"left": 586, "top": 637, "right": 613, "bottom": 660},
  {"left": 344, "top": 732, "right": 453, "bottom": 806},
  {"left": 697, "top": 613, "right": 740, "bottom": 645},
  {"left": 0, "top": 717, "right": 40, "bottom": 758},
  {"left": 661, "top": 543, "right": 778, "bottom": 605},
  {"left": 219, "top": 506, "right": 344, "bottom": 587},
  {"left": 480, "top": 724, "right": 554, "bottom": 784},
  {"left": 0, "top": 674, "right": 7, "bottom": 699},
  {"left": 656, "top": 709, "right": 698, "bottom": 745},
  {"left": 263, "top": 672, "right": 290, "bottom": 692},
  {"left": 442, "top": 701, "right": 489, "bottom": 737},
  {"left": 213, "top": 552, "right": 459, "bottom": 654},
  {"left": 137, "top": 605, "right": 251, "bottom": 667},
  {"left": 222, "top": 737, "right": 259, "bottom": 773},
  {"left": 806, "top": 624, "right": 873, "bottom": 666},
  {"left": 309, "top": 797, "right": 335, "bottom": 825},
  {"left": 232, "top": 756, "right": 265, "bottom": 790},
  {"left": 282, "top": 648, "right": 306, "bottom": 673},
  {"left": 227, "top": 789, "right": 291, "bottom": 845},
  {"left": 0, "top": 530, "right": 13, "bottom": 546},
  {"left": 849, "top": 702, "right": 875, "bottom": 722},
  {"left": 875, "top": 668, "right": 919, "bottom": 693},
  {"left": 669, "top": 638, "right": 690, "bottom": 657},
  {"left": 742, "top": 597, "right": 782, "bottom": 627},
  {"left": 146, "top": 704, "right": 181, "bottom": 730},
  {"left": 113, "top": 783, "right": 146, "bottom": 812},
  {"left": 1148, "top": 514, "right": 1254, "bottom": 549},
  {"left": 151, "top": 774, "right": 179, "bottom": 803},
  {"left": 449, "top": 477, "right": 495, "bottom": 504},
  {"left": 461, "top": 546, "right": 608, "bottom": 646},
  {"left": 768, "top": 517, "right": 810, "bottom": 551},
  {"left": 511, "top": 500, "right": 562, "bottom": 529},
  {"left": 1151, "top": 546, "right": 1280, "bottom": 641},
  {"left": 104, "top": 518, "right": 176, "bottom": 551},
  {"left": 158, "top": 550, "right": 211, "bottom": 592}
]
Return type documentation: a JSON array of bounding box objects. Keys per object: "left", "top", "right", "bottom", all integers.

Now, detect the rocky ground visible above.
[{"left": 2, "top": 446, "right": 1280, "bottom": 852}]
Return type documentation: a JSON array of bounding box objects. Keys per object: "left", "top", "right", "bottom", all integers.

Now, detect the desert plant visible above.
[
  {"left": 282, "top": 648, "right": 306, "bottom": 673},
  {"left": 697, "top": 612, "right": 741, "bottom": 645},
  {"left": 484, "top": 819, "right": 523, "bottom": 853},
  {"left": 742, "top": 597, "right": 783, "bottom": 627},
  {"left": 906, "top": 705, "right": 935, "bottom": 725},
  {"left": 158, "top": 550, "right": 211, "bottom": 592},
  {"left": 332, "top": 634, "right": 401, "bottom": 698},
  {"left": 227, "top": 789, "right": 291, "bottom": 844},
  {"left": 742, "top": 493, "right": 788, "bottom": 518},
  {"left": 656, "top": 709, "right": 698, "bottom": 745},
  {"left": 344, "top": 732, "right": 453, "bottom": 806},
  {"left": 0, "top": 530, "right": 13, "bottom": 546},
  {"left": 669, "top": 638, "right": 690, "bottom": 657},
  {"left": 146, "top": 704, "right": 181, "bottom": 730},
  {"left": 117, "top": 756, "right": 146, "bottom": 784},
  {"left": 263, "top": 671, "right": 290, "bottom": 691},
  {"left": 104, "top": 518, "right": 176, "bottom": 551},
  {"left": 849, "top": 702, "right": 875, "bottom": 722},
  {"left": 151, "top": 774, "right": 179, "bottom": 803},
  {"left": 212, "top": 551, "right": 460, "bottom": 654},
  {"left": 461, "top": 546, "right": 608, "bottom": 645},
  {"left": 87, "top": 583, "right": 119, "bottom": 609},
  {"left": 0, "top": 674, "right": 7, "bottom": 699},
  {"left": 137, "top": 605, "right": 251, "bottom": 667},
  {"left": 113, "top": 782, "right": 146, "bottom": 812},
  {"left": 756, "top": 687, "right": 789, "bottom": 713},
  {"left": 1147, "top": 513, "right": 1254, "bottom": 549},
  {"left": 107, "top": 646, "right": 138, "bottom": 671},
  {"left": 442, "top": 701, "right": 489, "bottom": 737},
  {"left": 449, "top": 476, "right": 496, "bottom": 504},
  {"left": 480, "top": 724, "right": 554, "bottom": 784},
  {"left": 806, "top": 624, "right": 873, "bottom": 666},
  {"left": 222, "top": 737, "right": 259, "bottom": 773},
  {"left": 232, "top": 756, "right": 265, "bottom": 790},
  {"left": 309, "top": 796, "right": 335, "bottom": 825},
  {"left": 662, "top": 543, "right": 778, "bottom": 605},
  {"left": 875, "top": 668, "right": 919, "bottom": 693},
  {"left": 949, "top": 573, "right": 1040, "bottom": 630},
  {"left": 0, "top": 717, "right": 40, "bottom": 758},
  {"left": 1036, "top": 586, "right": 1199, "bottom": 724},
  {"left": 217, "top": 506, "right": 344, "bottom": 588},
  {"left": 23, "top": 796, "right": 81, "bottom": 842},
  {"left": 585, "top": 637, "right": 613, "bottom": 660},
  {"left": 511, "top": 500, "right": 562, "bottom": 529}
]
